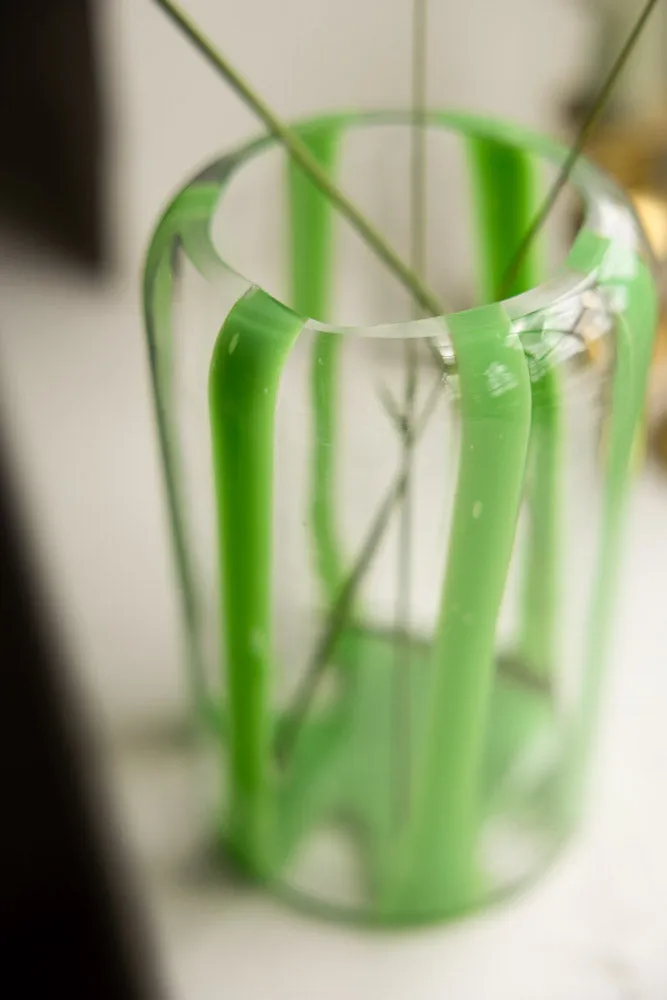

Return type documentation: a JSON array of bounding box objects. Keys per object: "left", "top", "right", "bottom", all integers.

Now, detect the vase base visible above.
[{"left": 213, "top": 623, "right": 569, "bottom": 925}]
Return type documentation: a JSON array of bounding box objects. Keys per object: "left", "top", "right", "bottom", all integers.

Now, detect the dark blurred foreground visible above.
[{"left": 0, "top": 429, "right": 163, "bottom": 997}]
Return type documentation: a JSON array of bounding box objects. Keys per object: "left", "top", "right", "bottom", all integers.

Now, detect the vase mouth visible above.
[{"left": 147, "top": 110, "right": 652, "bottom": 340}]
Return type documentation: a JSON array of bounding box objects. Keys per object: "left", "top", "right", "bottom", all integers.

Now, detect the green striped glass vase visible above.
[{"left": 143, "top": 111, "right": 657, "bottom": 924}]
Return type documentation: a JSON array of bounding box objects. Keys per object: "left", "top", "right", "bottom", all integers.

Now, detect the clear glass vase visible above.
[{"left": 143, "top": 111, "right": 657, "bottom": 924}]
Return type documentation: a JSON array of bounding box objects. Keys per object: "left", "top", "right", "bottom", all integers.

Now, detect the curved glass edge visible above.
[{"left": 143, "top": 110, "right": 656, "bottom": 348}]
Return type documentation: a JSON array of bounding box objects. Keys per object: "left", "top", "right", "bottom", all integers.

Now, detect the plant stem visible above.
[
  {"left": 500, "top": 0, "right": 661, "bottom": 297},
  {"left": 392, "top": 0, "right": 429, "bottom": 824},
  {"left": 153, "top": 0, "right": 445, "bottom": 317},
  {"left": 410, "top": 0, "right": 428, "bottom": 290}
]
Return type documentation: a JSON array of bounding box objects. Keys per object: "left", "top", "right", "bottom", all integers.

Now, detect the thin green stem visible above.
[
  {"left": 375, "top": 380, "right": 406, "bottom": 434},
  {"left": 392, "top": 0, "right": 429, "bottom": 825},
  {"left": 153, "top": 0, "right": 445, "bottom": 317},
  {"left": 410, "top": 0, "right": 428, "bottom": 288},
  {"left": 500, "top": 0, "right": 661, "bottom": 297}
]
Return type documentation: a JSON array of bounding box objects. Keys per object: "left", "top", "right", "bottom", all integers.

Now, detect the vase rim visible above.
[{"left": 146, "top": 109, "right": 652, "bottom": 340}]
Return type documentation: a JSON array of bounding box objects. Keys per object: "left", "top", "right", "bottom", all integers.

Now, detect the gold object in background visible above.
[
  {"left": 587, "top": 135, "right": 667, "bottom": 471},
  {"left": 586, "top": 126, "right": 667, "bottom": 345},
  {"left": 568, "top": 0, "right": 667, "bottom": 468}
]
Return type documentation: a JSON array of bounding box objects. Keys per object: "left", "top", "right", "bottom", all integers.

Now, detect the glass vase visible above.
[{"left": 143, "top": 111, "right": 657, "bottom": 924}]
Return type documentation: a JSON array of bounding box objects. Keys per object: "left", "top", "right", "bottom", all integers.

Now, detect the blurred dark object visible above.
[
  {"left": 0, "top": 0, "right": 107, "bottom": 269},
  {"left": 0, "top": 429, "right": 161, "bottom": 998}
]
